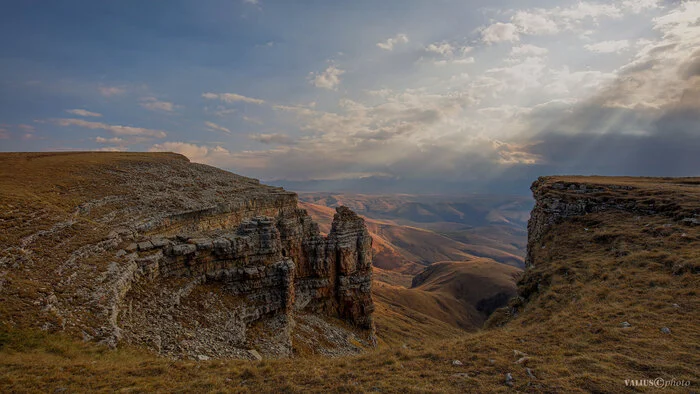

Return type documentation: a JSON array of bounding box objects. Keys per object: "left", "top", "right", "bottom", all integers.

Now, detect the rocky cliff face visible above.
[
  {"left": 486, "top": 175, "right": 700, "bottom": 327},
  {"left": 0, "top": 153, "right": 375, "bottom": 360},
  {"left": 523, "top": 176, "right": 700, "bottom": 296}
]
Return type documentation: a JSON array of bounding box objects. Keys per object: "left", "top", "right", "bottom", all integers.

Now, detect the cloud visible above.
[
  {"left": 273, "top": 104, "right": 316, "bottom": 116},
  {"left": 95, "top": 136, "right": 125, "bottom": 144},
  {"left": 98, "top": 86, "right": 126, "bottom": 97},
  {"left": 66, "top": 109, "right": 102, "bottom": 117},
  {"left": 481, "top": 23, "right": 520, "bottom": 44},
  {"left": 205, "top": 121, "right": 231, "bottom": 134},
  {"left": 0, "top": 128, "right": 9, "bottom": 139},
  {"left": 249, "top": 133, "right": 294, "bottom": 145},
  {"left": 206, "top": 2, "right": 700, "bottom": 187},
  {"left": 242, "top": 116, "right": 263, "bottom": 125},
  {"left": 510, "top": 44, "right": 549, "bottom": 57},
  {"left": 309, "top": 65, "right": 345, "bottom": 90},
  {"left": 482, "top": 1, "right": 661, "bottom": 44},
  {"left": 377, "top": 34, "right": 409, "bottom": 51},
  {"left": 202, "top": 92, "right": 265, "bottom": 105},
  {"left": 139, "top": 97, "right": 177, "bottom": 112},
  {"left": 584, "top": 40, "right": 630, "bottom": 53},
  {"left": 53, "top": 118, "right": 167, "bottom": 138},
  {"left": 148, "top": 142, "right": 238, "bottom": 168},
  {"left": 511, "top": 11, "right": 560, "bottom": 35},
  {"left": 421, "top": 42, "right": 475, "bottom": 65},
  {"left": 425, "top": 42, "right": 456, "bottom": 56},
  {"left": 96, "top": 146, "right": 128, "bottom": 152}
]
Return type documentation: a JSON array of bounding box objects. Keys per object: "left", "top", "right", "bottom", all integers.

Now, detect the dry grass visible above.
[{"left": 1, "top": 157, "right": 699, "bottom": 393}]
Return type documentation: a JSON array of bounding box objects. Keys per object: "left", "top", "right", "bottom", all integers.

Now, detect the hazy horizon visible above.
[{"left": 1, "top": 0, "right": 698, "bottom": 194}]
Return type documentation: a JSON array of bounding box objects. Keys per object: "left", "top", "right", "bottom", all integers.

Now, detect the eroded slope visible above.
[{"left": 0, "top": 152, "right": 375, "bottom": 360}]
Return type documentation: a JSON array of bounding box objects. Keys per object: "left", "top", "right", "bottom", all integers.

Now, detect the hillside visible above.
[
  {"left": 375, "top": 259, "right": 521, "bottom": 333},
  {"left": 300, "top": 200, "right": 524, "bottom": 271},
  {"left": 299, "top": 194, "right": 529, "bottom": 268},
  {"left": 0, "top": 152, "right": 376, "bottom": 360},
  {"left": 301, "top": 200, "right": 522, "bottom": 337},
  {"left": 1, "top": 163, "right": 699, "bottom": 392}
]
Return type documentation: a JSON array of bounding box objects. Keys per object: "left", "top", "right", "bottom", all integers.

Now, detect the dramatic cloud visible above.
[
  {"left": 6, "top": 0, "right": 696, "bottom": 192},
  {"left": 65, "top": 109, "right": 102, "bottom": 117},
  {"left": 204, "top": 121, "right": 231, "bottom": 134},
  {"left": 377, "top": 34, "right": 409, "bottom": 51},
  {"left": 53, "top": 118, "right": 167, "bottom": 138},
  {"left": 309, "top": 65, "right": 345, "bottom": 90},
  {"left": 139, "top": 97, "right": 177, "bottom": 112},
  {"left": 202, "top": 92, "right": 265, "bottom": 105},
  {"left": 191, "top": 2, "right": 699, "bottom": 188}
]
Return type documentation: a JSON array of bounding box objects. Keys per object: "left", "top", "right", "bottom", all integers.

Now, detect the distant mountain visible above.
[
  {"left": 299, "top": 193, "right": 531, "bottom": 270},
  {"left": 269, "top": 175, "right": 536, "bottom": 196}
]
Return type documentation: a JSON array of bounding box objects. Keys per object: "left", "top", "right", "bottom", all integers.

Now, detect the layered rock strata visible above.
[{"left": 0, "top": 153, "right": 375, "bottom": 360}]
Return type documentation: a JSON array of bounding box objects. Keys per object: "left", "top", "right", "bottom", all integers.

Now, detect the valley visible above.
[{"left": 1, "top": 153, "right": 698, "bottom": 392}]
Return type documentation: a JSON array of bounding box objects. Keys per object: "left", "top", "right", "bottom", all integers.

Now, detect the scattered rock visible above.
[
  {"left": 197, "top": 354, "right": 210, "bottom": 361},
  {"left": 505, "top": 372, "right": 514, "bottom": 387},
  {"left": 513, "top": 350, "right": 528, "bottom": 357},
  {"left": 137, "top": 241, "right": 154, "bottom": 251},
  {"left": 452, "top": 373, "right": 469, "bottom": 378},
  {"left": 672, "top": 303, "right": 680, "bottom": 309},
  {"left": 621, "top": 321, "right": 631, "bottom": 328},
  {"left": 172, "top": 244, "right": 196, "bottom": 256},
  {"left": 248, "top": 349, "right": 263, "bottom": 361},
  {"left": 526, "top": 368, "right": 536, "bottom": 379},
  {"left": 515, "top": 356, "right": 530, "bottom": 365},
  {"left": 661, "top": 327, "right": 671, "bottom": 334},
  {"left": 452, "top": 360, "right": 463, "bottom": 366},
  {"left": 489, "top": 359, "right": 496, "bottom": 365}
]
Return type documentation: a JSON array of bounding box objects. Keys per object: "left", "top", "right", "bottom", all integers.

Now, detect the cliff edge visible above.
[
  {"left": 0, "top": 152, "right": 375, "bottom": 359},
  {"left": 1, "top": 173, "right": 698, "bottom": 392}
]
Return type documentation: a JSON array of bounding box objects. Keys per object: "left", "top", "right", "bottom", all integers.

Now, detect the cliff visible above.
[
  {"left": 0, "top": 152, "right": 375, "bottom": 359},
  {"left": 1, "top": 173, "right": 698, "bottom": 392}
]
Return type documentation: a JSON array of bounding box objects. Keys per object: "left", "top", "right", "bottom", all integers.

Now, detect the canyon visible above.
[{"left": 1, "top": 153, "right": 698, "bottom": 392}]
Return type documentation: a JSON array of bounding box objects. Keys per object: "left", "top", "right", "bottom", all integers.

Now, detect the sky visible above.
[{"left": 1, "top": 0, "right": 699, "bottom": 193}]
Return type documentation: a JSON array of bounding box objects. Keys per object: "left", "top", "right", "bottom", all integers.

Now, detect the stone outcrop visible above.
[
  {"left": 117, "top": 205, "right": 376, "bottom": 357},
  {"left": 486, "top": 175, "right": 700, "bottom": 328},
  {"left": 0, "top": 153, "right": 375, "bottom": 360},
  {"left": 116, "top": 203, "right": 376, "bottom": 359},
  {"left": 526, "top": 176, "right": 699, "bottom": 268}
]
